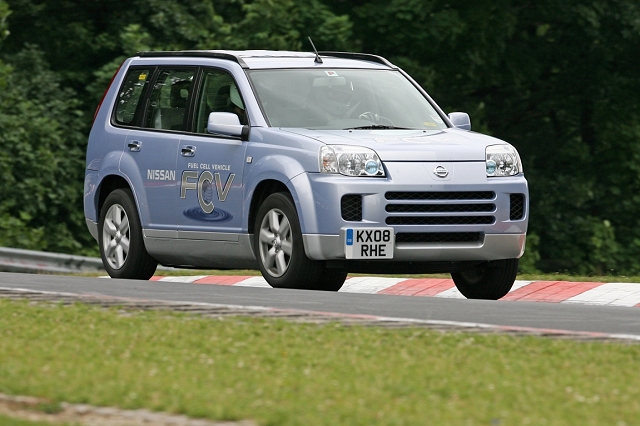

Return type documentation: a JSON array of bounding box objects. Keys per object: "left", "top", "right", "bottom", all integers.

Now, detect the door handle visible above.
[
  {"left": 128, "top": 140, "right": 141, "bottom": 152},
  {"left": 181, "top": 145, "right": 196, "bottom": 157}
]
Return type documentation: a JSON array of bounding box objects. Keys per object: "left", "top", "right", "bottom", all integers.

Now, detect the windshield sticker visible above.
[
  {"left": 139, "top": 73, "right": 147, "bottom": 80},
  {"left": 423, "top": 121, "right": 438, "bottom": 127},
  {"left": 325, "top": 71, "right": 339, "bottom": 77}
]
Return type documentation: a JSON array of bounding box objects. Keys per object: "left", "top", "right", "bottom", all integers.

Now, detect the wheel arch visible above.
[
  {"left": 247, "top": 179, "right": 290, "bottom": 235},
  {"left": 99, "top": 183, "right": 158, "bottom": 280},
  {"left": 97, "top": 175, "right": 133, "bottom": 222}
]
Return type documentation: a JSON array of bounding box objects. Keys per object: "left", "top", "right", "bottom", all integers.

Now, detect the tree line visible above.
[{"left": 1, "top": 0, "right": 639, "bottom": 275}]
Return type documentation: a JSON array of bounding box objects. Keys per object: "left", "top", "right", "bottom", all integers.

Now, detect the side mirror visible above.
[
  {"left": 448, "top": 112, "right": 471, "bottom": 131},
  {"left": 207, "top": 112, "right": 248, "bottom": 140}
]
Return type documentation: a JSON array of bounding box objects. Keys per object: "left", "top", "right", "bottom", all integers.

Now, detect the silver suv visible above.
[{"left": 84, "top": 50, "right": 528, "bottom": 299}]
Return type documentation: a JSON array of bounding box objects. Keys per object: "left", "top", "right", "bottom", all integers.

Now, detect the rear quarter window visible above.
[{"left": 113, "top": 68, "right": 151, "bottom": 125}]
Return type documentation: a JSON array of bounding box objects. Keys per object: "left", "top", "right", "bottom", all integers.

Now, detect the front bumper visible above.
[
  {"left": 303, "top": 232, "right": 526, "bottom": 261},
  {"left": 292, "top": 161, "right": 529, "bottom": 262}
]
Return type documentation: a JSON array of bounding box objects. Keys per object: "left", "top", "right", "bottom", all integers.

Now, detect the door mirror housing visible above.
[
  {"left": 448, "top": 112, "right": 471, "bottom": 131},
  {"left": 207, "top": 112, "right": 249, "bottom": 140}
]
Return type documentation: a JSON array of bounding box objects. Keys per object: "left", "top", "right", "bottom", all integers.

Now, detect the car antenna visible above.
[{"left": 308, "top": 37, "right": 323, "bottom": 64}]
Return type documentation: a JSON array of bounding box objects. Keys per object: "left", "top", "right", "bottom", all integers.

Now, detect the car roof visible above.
[{"left": 136, "top": 50, "right": 396, "bottom": 70}]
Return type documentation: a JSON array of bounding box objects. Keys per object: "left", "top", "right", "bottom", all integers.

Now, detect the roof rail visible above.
[
  {"left": 319, "top": 51, "right": 395, "bottom": 68},
  {"left": 136, "top": 51, "right": 249, "bottom": 68}
]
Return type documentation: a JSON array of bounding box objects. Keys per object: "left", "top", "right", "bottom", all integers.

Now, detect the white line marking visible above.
[
  {"left": 435, "top": 287, "right": 465, "bottom": 299},
  {"left": 563, "top": 283, "right": 640, "bottom": 307},
  {"left": 511, "top": 280, "right": 535, "bottom": 291},
  {"left": 233, "top": 276, "right": 271, "bottom": 287},
  {"left": 339, "top": 277, "right": 407, "bottom": 293},
  {"left": 156, "top": 276, "right": 207, "bottom": 283}
]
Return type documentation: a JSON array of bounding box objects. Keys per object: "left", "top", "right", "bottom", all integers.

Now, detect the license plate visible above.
[{"left": 344, "top": 227, "right": 394, "bottom": 259}]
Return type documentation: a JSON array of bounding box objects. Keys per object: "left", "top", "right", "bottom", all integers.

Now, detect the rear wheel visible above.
[
  {"left": 451, "top": 259, "right": 518, "bottom": 300},
  {"left": 254, "top": 192, "right": 345, "bottom": 291},
  {"left": 99, "top": 189, "right": 157, "bottom": 280}
]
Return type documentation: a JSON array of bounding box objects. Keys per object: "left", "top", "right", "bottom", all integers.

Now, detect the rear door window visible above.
[
  {"left": 143, "top": 68, "right": 195, "bottom": 132},
  {"left": 113, "top": 68, "right": 151, "bottom": 126}
]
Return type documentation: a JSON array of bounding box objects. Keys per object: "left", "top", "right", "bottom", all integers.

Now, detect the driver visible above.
[
  {"left": 318, "top": 82, "right": 354, "bottom": 117},
  {"left": 311, "top": 77, "right": 382, "bottom": 125},
  {"left": 311, "top": 77, "right": 358, "bottom": 123}
]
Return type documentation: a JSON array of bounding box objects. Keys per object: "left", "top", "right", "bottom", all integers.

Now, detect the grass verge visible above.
[
  {"left": 1, "top": 299, "right": 640, "bottom": 425},
  {"left": 0, "top": 415, "right": 62, "bottom": 426}
]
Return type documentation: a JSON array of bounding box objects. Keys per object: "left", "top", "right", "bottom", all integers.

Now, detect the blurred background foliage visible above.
[{"left": 0, "top": 0, "right": 639, "bottom": 274}]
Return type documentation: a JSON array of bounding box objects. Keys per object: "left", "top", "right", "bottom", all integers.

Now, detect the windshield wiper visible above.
[{"left": 344, "top": 125, "right": 415, "bottom": 130}]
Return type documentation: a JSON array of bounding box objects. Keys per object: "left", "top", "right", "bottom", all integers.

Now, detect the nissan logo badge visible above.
[{"left": 433, "top": 165, "right": 449, "bottom": 178}]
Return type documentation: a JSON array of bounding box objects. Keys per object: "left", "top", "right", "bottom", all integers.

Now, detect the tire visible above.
[
  {"left": 254, "top": 192, "right": 329, "bottom": 290},
  {"left": 98, "top": 188, "right": 157, "bottom": 280},
  {"left": 451, "top": 259, "right": 519, "bottom": 300},
  {"left": 315, "top": 269, "right": 348, "bottom": 291}
]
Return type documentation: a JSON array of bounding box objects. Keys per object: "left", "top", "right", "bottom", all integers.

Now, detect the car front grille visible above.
[
  {"left": 386, "top": 216, "right": 495, "bottom": 225},
  {"left": 384, "top": 191, "right": 496, "bottom": 227},
  {"left": 386, "top": 203, "right": 495, "bottom": 213},
  {"left": 386, "top": 191, "right": 495, "bottom": 201},
  {"left": 395, "top": 232, "right": 482, "bottom": 244}
]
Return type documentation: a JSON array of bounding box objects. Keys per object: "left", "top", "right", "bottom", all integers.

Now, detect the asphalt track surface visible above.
[{"left": 2, "top": 272, "right": 640, "bottom": 339}]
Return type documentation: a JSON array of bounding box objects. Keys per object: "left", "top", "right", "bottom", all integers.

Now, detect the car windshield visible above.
[{"left": 247, "top": 69, "right": 448, "bottom": 130}]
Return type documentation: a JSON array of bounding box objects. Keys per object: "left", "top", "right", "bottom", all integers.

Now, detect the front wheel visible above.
[
  {"left": 254, "top": 192, "right": 345, "bottom": 290},
  {"left": 316, "top": 269, "right": 348, "bottom": 291},
  {"left": 98, "top": 188, "right": 157, "bottom": 280},
  {"left": 451, "top": 259, "right": 518, "bottom": 300}
]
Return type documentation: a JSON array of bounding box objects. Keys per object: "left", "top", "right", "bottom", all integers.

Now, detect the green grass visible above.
[
  {"left": 516, "top": 273, "right": 640, "bottom": 283},
  {"left": 0, "top": 415, "right": 67, "bottom": 426},
  {"left": 1, "top": 299, "right": 640, "bottom": 425}
]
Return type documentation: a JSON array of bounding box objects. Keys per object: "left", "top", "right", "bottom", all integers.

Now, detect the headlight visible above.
[
  {"left": 486, "top": 144, "right": 523, "bottom": 177},
  {"left": 320, "top": 145, "right": 385, "bottom": 177}
]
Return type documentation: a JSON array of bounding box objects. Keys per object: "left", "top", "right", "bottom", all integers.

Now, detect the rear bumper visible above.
[{"left": 86, "top": 219, "right": 99, "bottom": 242}]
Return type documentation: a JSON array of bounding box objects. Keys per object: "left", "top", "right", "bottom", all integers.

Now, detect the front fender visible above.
[{"left": 243, "top": 153, "right": 317, "bottom": 231}]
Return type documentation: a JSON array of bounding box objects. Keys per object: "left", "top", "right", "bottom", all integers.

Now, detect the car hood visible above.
[{"left": 281, "top": 128, "right": 508, "bottom": 161}]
